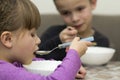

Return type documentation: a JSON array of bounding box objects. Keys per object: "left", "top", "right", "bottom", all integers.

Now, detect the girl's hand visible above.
[{"left": 69, "top": 37, "right": 92, "bottom": 57}]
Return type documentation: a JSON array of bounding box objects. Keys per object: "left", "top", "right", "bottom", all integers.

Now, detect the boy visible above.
[{"left": 38, "top": 0, "right": 109, "bottom": 79}]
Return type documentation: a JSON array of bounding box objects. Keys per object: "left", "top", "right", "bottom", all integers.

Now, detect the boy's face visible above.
[
  {"left": 12, "top": 28, "right": 40, "bottom": 64},
  {"left": 55, "top": 0, "right": 96, "bottom": 33}
]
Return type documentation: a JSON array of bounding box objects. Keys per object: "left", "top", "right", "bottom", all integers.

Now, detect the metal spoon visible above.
[
  {"left": 36, "top": 36, "right": 94, "bottom": 55},
  {"left": 36, "top": 47, "right": 59, "bottom": 55}
]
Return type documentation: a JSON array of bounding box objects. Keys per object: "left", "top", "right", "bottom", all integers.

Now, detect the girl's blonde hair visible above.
[{"left": 0, "top": 0, "right": 41, "bottom": 35}]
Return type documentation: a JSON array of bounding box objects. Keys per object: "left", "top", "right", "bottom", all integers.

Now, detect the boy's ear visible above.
[
  {"left": 91, "top": 0, "right": 97, "bottom": 10},
  {"left": 0, "top": 31, "right": 13, "bottom": 48}
]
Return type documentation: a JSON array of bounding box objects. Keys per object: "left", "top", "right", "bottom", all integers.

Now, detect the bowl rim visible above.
[
  {"left": 86, "top": 46, "right": 116, "bottom": 54},
  {"left": 23, "top": 60, "right": 62, "bottom": 71}
]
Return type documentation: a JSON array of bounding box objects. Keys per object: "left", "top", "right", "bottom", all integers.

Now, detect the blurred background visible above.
[
  {"left": 31, "top": 0, "right": 120, "bottom": 61},
  {"left": 31, "top": 0, "right": 120, "bottom": 15}
]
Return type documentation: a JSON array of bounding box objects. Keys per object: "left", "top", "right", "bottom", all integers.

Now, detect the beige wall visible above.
[{"left": 31, "top": 0, "right": 120, "bottom": 15}]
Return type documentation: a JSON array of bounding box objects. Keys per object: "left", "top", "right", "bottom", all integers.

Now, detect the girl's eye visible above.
[
  {"left": 77, "top": 6, "right": 85, "bottom": 11},
  {"left": 31, "top": 33, "right": 35, "bottom": 37}
]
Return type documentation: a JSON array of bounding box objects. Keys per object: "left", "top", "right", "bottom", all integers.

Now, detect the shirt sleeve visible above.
[
  {"left": 0, "top": 49, "right": 81, "bottom": 80},
  {"left": 49, "top": 49, "right": 81, "bottom": 80}
]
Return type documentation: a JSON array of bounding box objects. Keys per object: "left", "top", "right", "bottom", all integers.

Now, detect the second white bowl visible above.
[
  {"left": 23, "top": 60, "right": 62, "bottom": 76},
  {"left": 81, "top": 47, "right": 115, "bottom": 66}
]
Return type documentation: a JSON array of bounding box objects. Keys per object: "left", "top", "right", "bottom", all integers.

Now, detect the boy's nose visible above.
[{"left": 72, "top": 12, "right": 80, "bottom": 23}]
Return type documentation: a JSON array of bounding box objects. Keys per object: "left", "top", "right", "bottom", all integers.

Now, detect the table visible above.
[{"left": 77, "top": 61, "right": 120, "bottom": 80}]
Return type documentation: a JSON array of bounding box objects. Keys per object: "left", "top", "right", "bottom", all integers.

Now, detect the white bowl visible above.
[
  {"left": 23, "top": 60, "right": 62, "bottom": 76},
  {"left": 81, "top": 46, "right": 115, "bottom": 66}
]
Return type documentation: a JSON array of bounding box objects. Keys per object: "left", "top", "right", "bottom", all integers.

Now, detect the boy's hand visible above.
[
  {"left": 75, "top": 66, "right": 86, "bottom": 79},
  {"left": 59, "top": 26, "right": 77, "bottom": 43}
]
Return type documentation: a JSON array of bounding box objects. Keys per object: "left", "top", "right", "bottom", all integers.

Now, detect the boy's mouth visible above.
[{"left": 74, "top": 24, "right": 82, "bottom": 29}]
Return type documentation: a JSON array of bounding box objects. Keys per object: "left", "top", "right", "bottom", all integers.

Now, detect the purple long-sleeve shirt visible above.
[{"left": 0, "top": 49, "right": 81, "bottom": 80}]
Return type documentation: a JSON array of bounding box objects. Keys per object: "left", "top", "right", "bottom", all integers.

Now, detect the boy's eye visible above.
[{"left": 60, "top": 11, "right": 71, "bottom": 16}]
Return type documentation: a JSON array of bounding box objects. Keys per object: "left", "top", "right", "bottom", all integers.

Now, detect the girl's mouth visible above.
[{"left": 34, "top": 51, "right": 37, "bottom": 55}]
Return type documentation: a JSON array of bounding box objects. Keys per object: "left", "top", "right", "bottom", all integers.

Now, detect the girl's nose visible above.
[{"left": 36, "top": 36, "right": 41, "bottom": 45}]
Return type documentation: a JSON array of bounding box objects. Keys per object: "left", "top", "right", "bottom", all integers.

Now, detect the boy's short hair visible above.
[
  {"left": 53, "top": 0, "right": 92, "bottom": 3},
  {"left": 0, "top": 0, "right": 40, "bottom": 35}
]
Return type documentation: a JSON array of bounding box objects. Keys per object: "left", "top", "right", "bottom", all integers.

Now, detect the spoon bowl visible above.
[
  {"left": 36, "top": 46, "right": 59, "bottom": 55},
  {"left": 36, "top": 51, "right": 51, "bottom": 55}
]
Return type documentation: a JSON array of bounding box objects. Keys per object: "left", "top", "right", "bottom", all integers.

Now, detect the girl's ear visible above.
[{"left": 0, "top": 31, "right": 13, "bottom": 48}]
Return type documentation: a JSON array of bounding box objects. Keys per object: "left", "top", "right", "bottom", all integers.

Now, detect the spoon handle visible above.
[{"left": 58, "top": 36, "right": 94, "bottom": 49}]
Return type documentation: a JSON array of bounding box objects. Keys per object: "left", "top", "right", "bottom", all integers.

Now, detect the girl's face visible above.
[
  {"left": 11, "top": 28, "right": 40, "bottom": 64},
  {"left": 55, "top": 0, "right": 96, "bottom": 33}
]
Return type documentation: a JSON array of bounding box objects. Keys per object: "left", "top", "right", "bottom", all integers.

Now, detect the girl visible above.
[{"left": 0, "top": 0, "right": 92, "bottom": 80}]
